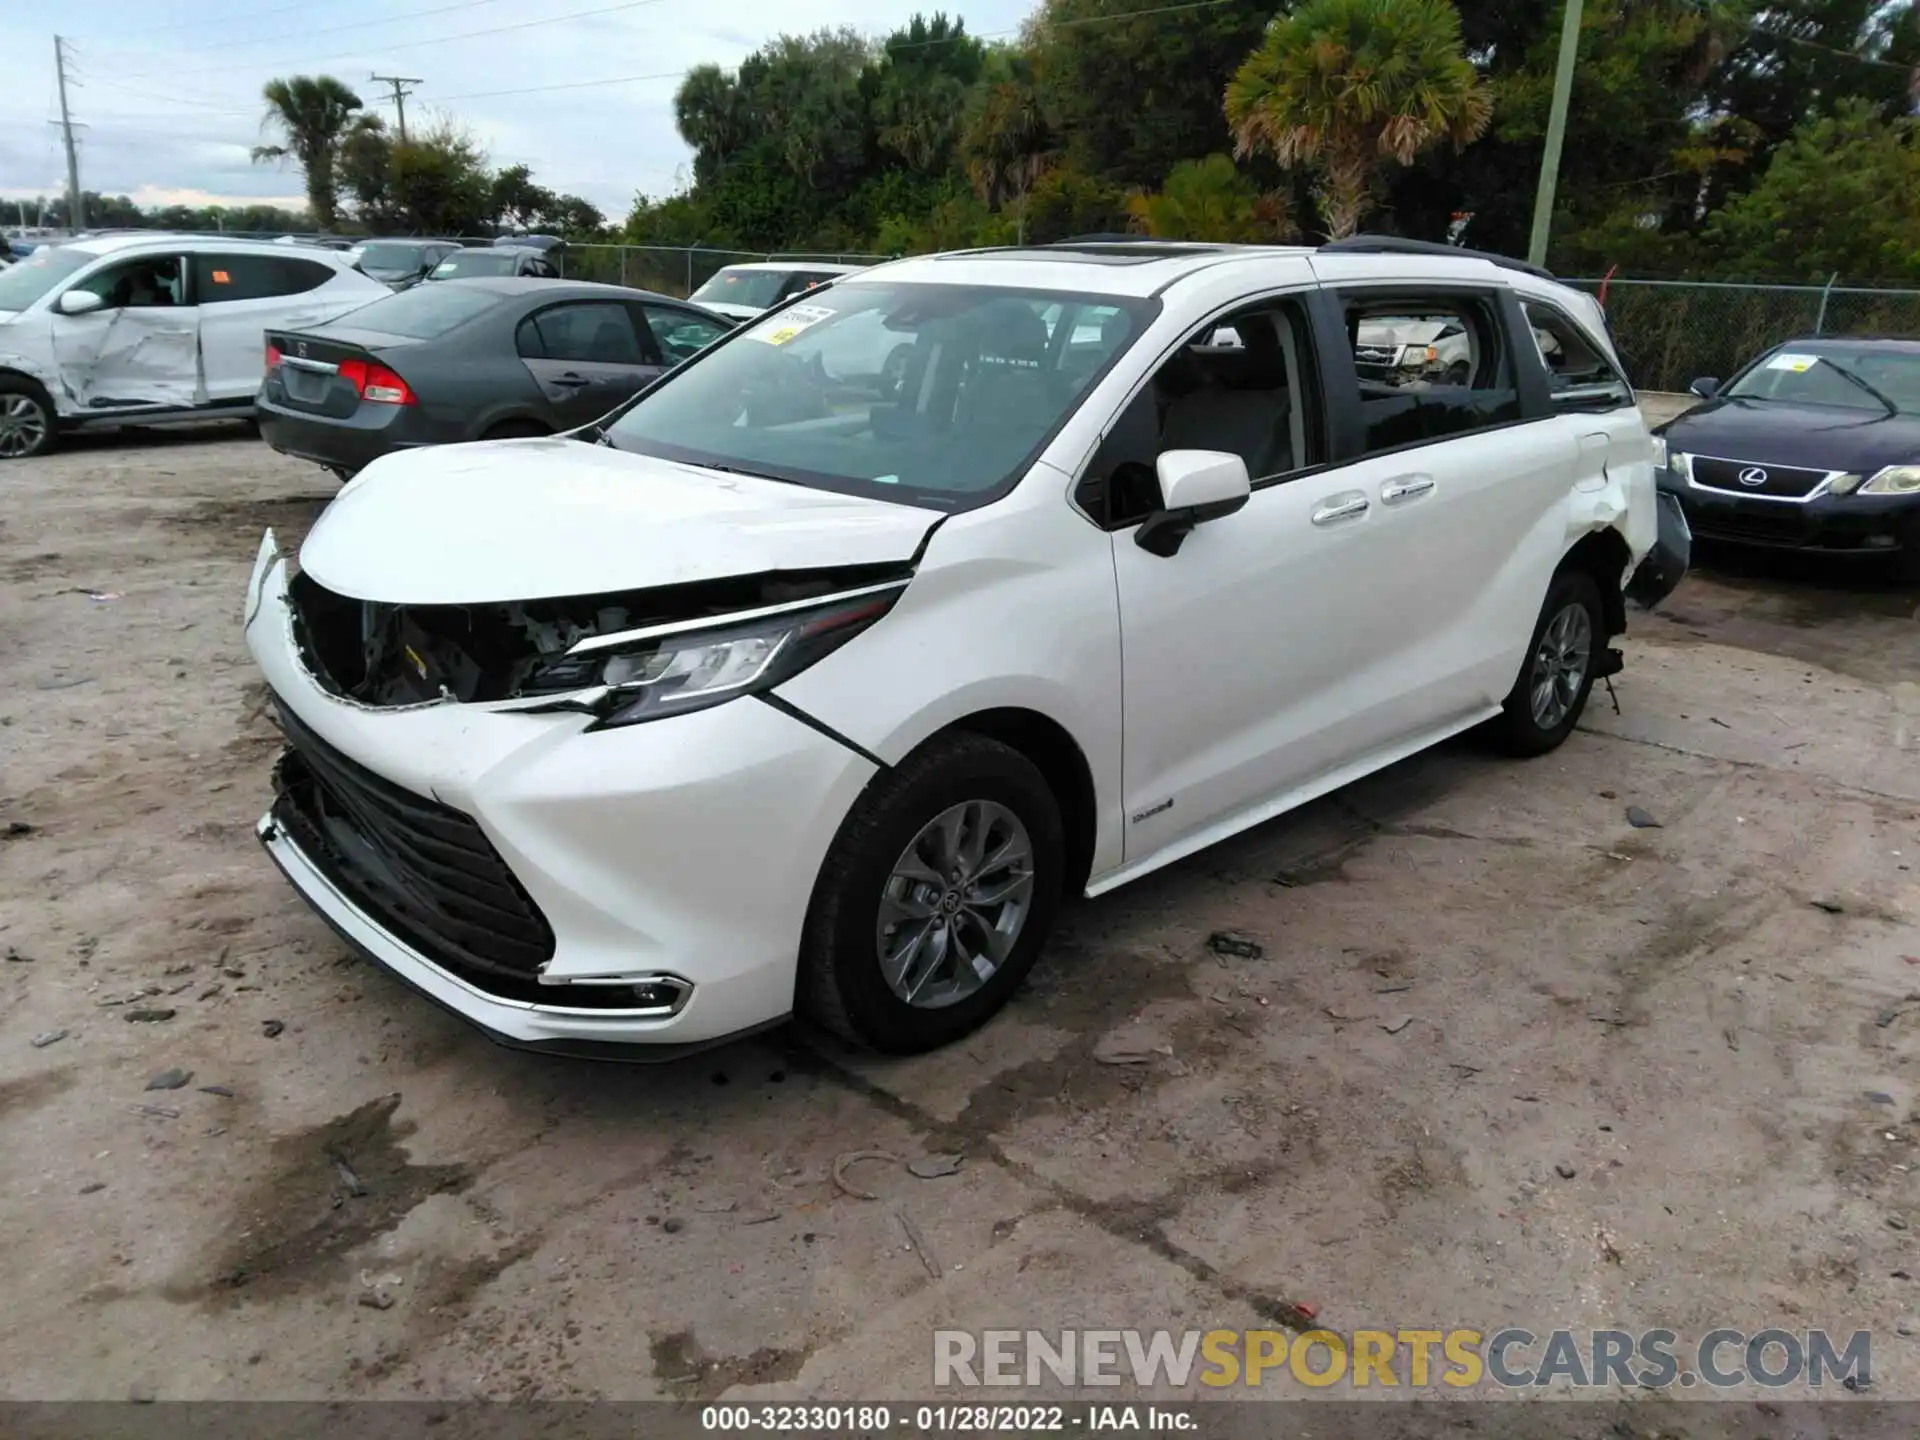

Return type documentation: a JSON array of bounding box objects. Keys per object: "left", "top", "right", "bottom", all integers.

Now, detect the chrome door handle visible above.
[
  {"left": 1380, "top": 476, "right": 1435, "bottom": 505},
  {"left": 1311, "top": 493, "right": 1370, "bottom": 526}
]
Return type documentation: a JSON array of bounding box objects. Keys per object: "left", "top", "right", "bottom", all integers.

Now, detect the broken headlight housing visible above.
[{"left": 536, "top": 585, "right": 905, "bottom": 729}]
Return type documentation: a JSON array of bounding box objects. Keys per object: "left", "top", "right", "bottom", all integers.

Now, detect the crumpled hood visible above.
[{"left": 296, "top": 437, "right": 942, "bottom": 604}]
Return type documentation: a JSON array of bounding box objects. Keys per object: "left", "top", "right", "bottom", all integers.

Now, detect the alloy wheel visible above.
[
  {"left": 875, "top": 799, "right": 1036, "bottom": 1010},
  {"left": 0, "top": 394, "right": 49, "bottom": 459},
  {"left": 1529, "top": 602, "right": 1592, "bottom": 729}
]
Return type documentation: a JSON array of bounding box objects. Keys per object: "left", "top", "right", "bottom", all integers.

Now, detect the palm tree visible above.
[
  {"left": 1225, "top": 0, "right": 1491, "bottom": 239},
  {"left": 251, "top": 75, "right": 366, "bottom": 230},
  {"left": 961, "top": 73, "right": 1053, "bottom": 242}
]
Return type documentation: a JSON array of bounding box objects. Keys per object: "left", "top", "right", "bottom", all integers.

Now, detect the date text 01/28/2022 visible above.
[{"left": 699, "top": 1405, "right": 1197, "bottom": 1432}]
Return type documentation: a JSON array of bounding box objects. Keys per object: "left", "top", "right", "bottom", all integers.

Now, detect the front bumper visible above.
[
  {"left": 1626, "top": 489, "right": 1691, "bottom": 609},
  {"left": 1660, "top": 472, "right": 1920, "bottom": 555},
  {"left": 244, "top": 537, "right": 877, "bottom": 1052}
]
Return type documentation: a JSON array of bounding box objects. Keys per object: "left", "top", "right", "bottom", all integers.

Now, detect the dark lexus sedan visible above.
[
  {"left": 1656, "top": 337, "right": 1920, "bottom": 579},
  {"left": 257, "top": 277, "right": 732, "bottom": 479}
]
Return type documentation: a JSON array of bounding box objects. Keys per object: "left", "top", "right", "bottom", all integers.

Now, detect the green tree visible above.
[
  {"left": 338, "top": 114, "right": 395, "bottom": 227},
  {"left": 1125, "top": 153, "right": 1282, "bottom": 240},
  {"left": 961, "top": 56, "right": 1054, "bottom": 241},
  {"left": 1226, "top": 0, "right": 1490, "bottom": 239},
  {"left": 1028, "top": 0, "right": 1275, "bottom": 187},
  {"left": 251, "top": 74, "right": 365, "bottom": 230},
  {"left": 491, "top": 163, "right": 559, "bottom": 230},
  {"left": 387, "top": 118, "right": 494, "bottom": 235},
  {"left": 1706, "top": 99, "right": 1920, "bottom": 282}
]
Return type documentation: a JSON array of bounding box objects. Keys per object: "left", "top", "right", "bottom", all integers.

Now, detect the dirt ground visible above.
[{"left": 2, "top": 413, "right": 1918, "bottom": 1408}]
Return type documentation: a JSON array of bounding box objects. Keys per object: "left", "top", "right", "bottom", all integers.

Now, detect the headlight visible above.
[
  {"left": 1650, "top": 436, "right": 1667, "bottom": 470},
  {"left": 527, "top": 585, "right": 904, "bottom": 728},
  {"left": 1859, "top": 465, "right": 1920, "bottom": 495}
]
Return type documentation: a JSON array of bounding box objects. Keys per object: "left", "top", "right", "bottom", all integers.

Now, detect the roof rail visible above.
[{"left": 1319, "top": 234, "right": 1555, "bottom": 282}]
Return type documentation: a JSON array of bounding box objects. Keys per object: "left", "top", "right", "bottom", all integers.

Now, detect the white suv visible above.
[
  {"left": 0, "top": 234, "right": 385, "bottom": 459},
  {"left": 245, "top": 238, "right": 1689, "bottom": 1057}
]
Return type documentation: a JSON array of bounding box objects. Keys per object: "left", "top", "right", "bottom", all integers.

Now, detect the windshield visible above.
[
  {"left": 356, "top": 242, "right": 435, "bottom": 273},
  {"left": 432, "top": 250, "right": 517, "bottom": 278},
  {"left": 689, "top": 268, "right": 789, "bottom": 310},
  {"left": 332, "top": 283, "right": 502, "bottom": 338},
  {"left": 0, "top": 246, "right": 93, "bottom": 311},
  {"left": 603, "top": 282, "right": 1152, "bottom": 508},
  {"left": 1726, "top": 346, "right": 1920, "bottom": 414}
]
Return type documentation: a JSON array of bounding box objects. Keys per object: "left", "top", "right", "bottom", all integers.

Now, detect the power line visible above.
[
  {"left": 436, "top": 68, "right": 683, "bottom": 102},
  {"left": 90, "top": 0, "right": 514, "bottom": 57},
  {"left": 84, "top": 75, "right": 257, "bottom": 115}
]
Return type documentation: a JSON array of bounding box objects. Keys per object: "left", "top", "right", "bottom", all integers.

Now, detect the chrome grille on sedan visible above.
[{"left": 1688, "top": 455, "right": 1831, "bottom": 500}]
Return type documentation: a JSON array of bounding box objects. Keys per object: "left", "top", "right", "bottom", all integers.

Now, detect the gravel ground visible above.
[{"left": 2, "top": 416, "right": 1918, "bottom": 1408}]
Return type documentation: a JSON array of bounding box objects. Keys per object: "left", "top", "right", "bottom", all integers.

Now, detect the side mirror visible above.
[
  {"left": 1135, "top": 450, "right": 1252, "bottom": 557},
  {"left": 1688, "top": 376, "right": 1720, "bottom": 399},
  {"left": 55, "top": 289, "right": 105, "bottom": 317}
]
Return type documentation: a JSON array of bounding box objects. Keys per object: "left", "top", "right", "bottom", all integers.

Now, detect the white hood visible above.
[{"left": 297, "top": 437, "right": 941, "bottom": 604}]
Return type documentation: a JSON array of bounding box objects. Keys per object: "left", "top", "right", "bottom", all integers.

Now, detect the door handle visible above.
[
  {"left": 1380, "top": 475, "right": 1435, "bottom": 505},
  {"left": 553, "top": 372, "right": 590, "bottom": 388},
  {"left": 1311, "top": 493, "right": 1370, "bottom": 526}
]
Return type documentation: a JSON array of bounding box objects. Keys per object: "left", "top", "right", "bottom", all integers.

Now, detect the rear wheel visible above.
[
  {"left": 0, "top": 379, "right": 56, "bottom": 461},
  {"left": 1490, "top": 569, "right": 1605, "bottom": 756},
  {"left": 799, "top": 733, "right": 1064, "bottom": 1053}
]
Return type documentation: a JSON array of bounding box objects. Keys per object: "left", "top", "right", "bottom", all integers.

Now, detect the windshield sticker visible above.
[
  {"left": 1767, "top": 352, "right": 1820, "bottom": 373},
  {"left": 748, "top": 303, "right": 835, "bottom": 346}
]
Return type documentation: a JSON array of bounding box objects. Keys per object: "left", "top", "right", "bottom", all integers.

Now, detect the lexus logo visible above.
[{"left": 1737, "top": 466, "right": 1769, "bottom": 487}]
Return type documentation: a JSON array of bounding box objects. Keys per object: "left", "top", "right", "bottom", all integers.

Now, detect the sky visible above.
[{"left": 0, "top": 0, "right": 1039, "bottom": 221}]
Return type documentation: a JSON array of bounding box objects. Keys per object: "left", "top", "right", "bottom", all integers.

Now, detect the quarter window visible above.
[
  {"left": 1523, "top": 300, "right": 1633, "bottom": 412},
  {"left": 1340, "top": 293, "right": 1520, "bottom": 454},
  {"left": 1080, "top": 300, "right": 1321, "bottom": 528}
]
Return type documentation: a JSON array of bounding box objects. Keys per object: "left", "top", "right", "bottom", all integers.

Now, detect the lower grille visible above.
[
  {"left": 1690, "top": 504, "right": 1809, "bottom": 545},
  {"left": 1689, "top": 455, "right": 1828, "bottom": 499},
  {"left": 268, "top": 696, "right": 557, "bottom": 994}
]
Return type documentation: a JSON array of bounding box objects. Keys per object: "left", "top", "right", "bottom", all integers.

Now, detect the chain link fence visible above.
[
  {"left": 1568, "top": 277, "right": 1920, "bottom": 394},
  {"left": 561, "top": 245, "right": 894, "bottom": 296}
]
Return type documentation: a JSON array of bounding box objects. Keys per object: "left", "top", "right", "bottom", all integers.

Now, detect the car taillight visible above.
[
  {"left": 338, "top": 358, "right": 417, "bottom": 406},
  {"left": 264, "top": 341, "right": 283, "bottom": 371}
]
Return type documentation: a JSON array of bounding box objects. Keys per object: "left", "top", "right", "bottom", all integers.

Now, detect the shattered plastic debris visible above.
[{"left": 907, "top": 1154, "right": 965, "bottom": 1179}]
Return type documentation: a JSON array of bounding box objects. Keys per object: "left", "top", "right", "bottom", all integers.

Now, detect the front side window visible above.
[
  {"left": 1523, "top": 300, "right": 1631, "bottom": 411},
  {"left": 603, "top": 282, "right": 1153, "bottom": 508},
  {"left": 639, "top": 304, "right": 729, "bottom": 365},
  {"left": 1080, "top": 300, "right": 1322, "bottom": 528},
  {"left": 73, "top": 255, "right": 187, "bottom": 308},
  {"left": 1340, "top": 292, "right": 1519, "bottom": 454}
]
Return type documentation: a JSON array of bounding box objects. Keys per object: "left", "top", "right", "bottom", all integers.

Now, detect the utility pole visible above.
[
  {"left": 1527, "top": 0, "right": 1584, "bottom": 270},
  {"left": 53, "top": 36, "right": 85, "bottom": 233},
  {"left": 369, "top": 74, "right": 423, "bottom": 145}
]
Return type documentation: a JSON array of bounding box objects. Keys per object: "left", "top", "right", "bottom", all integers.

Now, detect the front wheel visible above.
[
  {"left": 799, "top": 733, "right": 1065, "bottom": 1053},
  {"left": 1490, "top": 569, "right": 1605, "bottom": 756},
  {"left": 0, "top": 381, "right": 56, "bottom": 461}
]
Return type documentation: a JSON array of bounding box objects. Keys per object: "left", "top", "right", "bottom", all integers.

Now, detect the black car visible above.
[
  {"left": 256, "top": 277, "right": 732, "bottom": 479},
  {"left": 426, "top": 245, "right": 559, "bottom": 281},
  {"left": 351, "top": 239, "right": 464, "bottom": 290},
  {"left": 1656, "top": 337, "right": 1920, "bottom": 579}
]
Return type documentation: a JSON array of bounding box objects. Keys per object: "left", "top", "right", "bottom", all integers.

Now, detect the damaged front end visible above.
[{"left": 285, "top": 562, "right": 911, "bottom": 726}]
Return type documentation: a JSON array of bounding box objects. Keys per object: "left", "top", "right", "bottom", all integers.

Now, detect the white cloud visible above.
[{"left": 2, "top": 0, "right": 1035, "bottom": 219}]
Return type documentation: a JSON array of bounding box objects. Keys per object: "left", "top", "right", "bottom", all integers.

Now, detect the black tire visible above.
[
  {"left": 0, "top": 376, "right": 57, "bottom": 461},
  {"left": 482, "top": 418, "right": 549, "bottom": 441},
  {"left": 799, "top": 732, "right": 1065, "bottom": 1053},
  {"left": 1490, "top": 569, "right": 1605, "bottom": 757},
  {"left": 325, "top": 464, "right": 356, "bottom": 483}
]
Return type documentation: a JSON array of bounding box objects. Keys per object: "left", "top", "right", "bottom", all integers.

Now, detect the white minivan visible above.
[
  {"left": 246, "top": 238, "right": 1689, "bottom": 1059},
  {"left": 0, "top": 235, "right": 385, "bottom": 459}
]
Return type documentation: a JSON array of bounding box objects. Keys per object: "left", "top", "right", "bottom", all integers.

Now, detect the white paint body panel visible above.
[
  {"left": 245, "top": 244, "right": 1662, "bottom": 1048},
  {"left": 0, "top": 237, "right": 382, "bottom": 418}
]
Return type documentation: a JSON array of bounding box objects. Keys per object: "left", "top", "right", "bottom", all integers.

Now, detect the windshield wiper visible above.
[
  {"left": 1818, "top": 358, "right": 1899, "bottom": 417},
  {"left": 697, "top": 460, "right": 797, "bottom": 485}
]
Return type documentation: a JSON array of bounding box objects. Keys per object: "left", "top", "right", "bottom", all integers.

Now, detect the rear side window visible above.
[
  {"left": 516, "top": 302, "right": 651, "bottom": 364},
  {"left": 1523, "top": 300, "right": 1632, "bottom": 412},
  {"left": 342, "top": 283, "right": 501, "bottom": 338},
  {"left": 193, "top": 253, "right": 335, "bottom": 303},
  {"left": 1338, "top": 292, "right": 1521, "bottom": 454}
]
